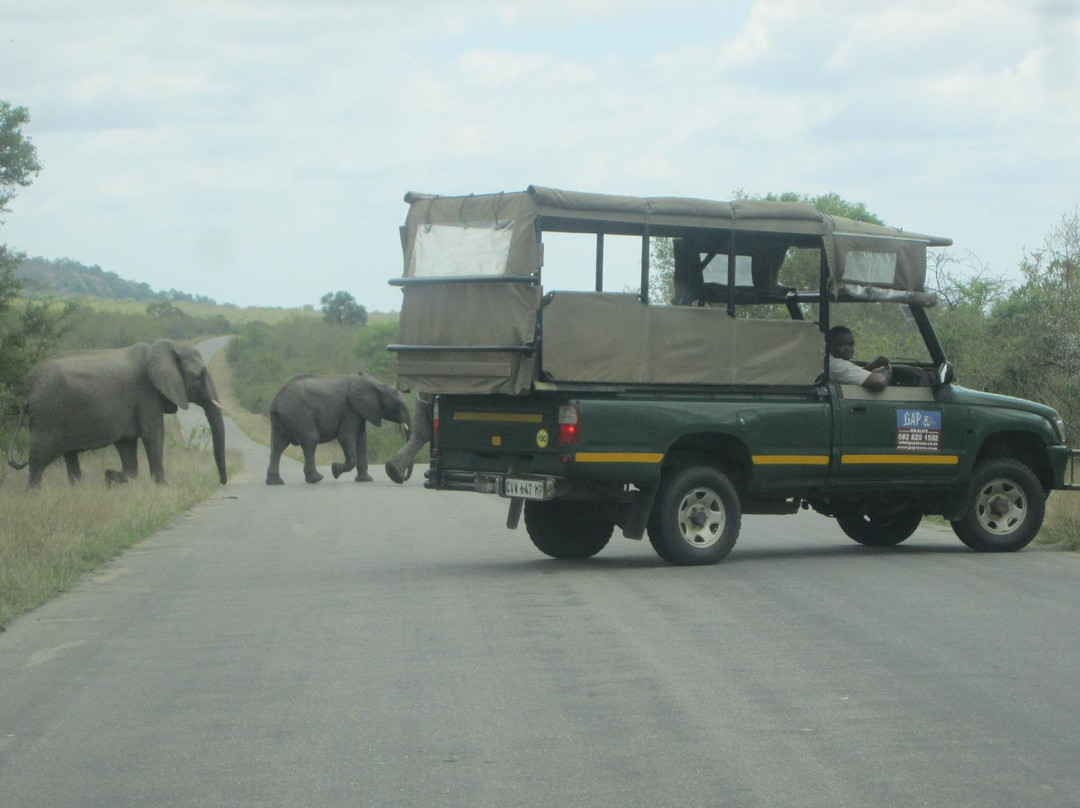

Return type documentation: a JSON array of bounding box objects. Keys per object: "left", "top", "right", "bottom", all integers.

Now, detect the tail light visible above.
[{"left": 558, "top": 403, "right": 579, "bottom": 445}]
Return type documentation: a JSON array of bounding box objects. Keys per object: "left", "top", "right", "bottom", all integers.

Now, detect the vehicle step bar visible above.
[{"left": 424, "top": 468, "right": 479, "bottom": 492}]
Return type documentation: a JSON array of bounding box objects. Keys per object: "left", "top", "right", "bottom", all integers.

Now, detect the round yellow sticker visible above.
[{"left": 536, "top": 428, "right": 550, "bottom": 449}]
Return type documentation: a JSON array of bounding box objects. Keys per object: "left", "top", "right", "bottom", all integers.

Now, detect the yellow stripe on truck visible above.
[
  {"left": 752, "top": 455, "right": 830, "bottom": 466},
  {"left": 454, "top": 412, "right": 544, "bottom": 424},
  {"left": 574, "top": 452, "right": 664, "bottom": 464},
  {"left": 842, "top": 454, "right": 960, "bottom": 466}
]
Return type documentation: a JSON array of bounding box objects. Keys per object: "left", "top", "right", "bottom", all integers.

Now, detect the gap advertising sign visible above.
[{"left": 896, "top": 409, "right": 941, "bottom": 452}]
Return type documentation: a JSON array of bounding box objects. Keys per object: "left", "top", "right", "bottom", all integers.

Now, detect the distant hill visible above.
[{"left": 16, "top": 256, "right": 216, "bottom": 304}]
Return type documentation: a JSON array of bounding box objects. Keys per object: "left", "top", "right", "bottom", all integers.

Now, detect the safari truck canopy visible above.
[{"left": 390, "top": 186, "right": 952, "bottom": 395}]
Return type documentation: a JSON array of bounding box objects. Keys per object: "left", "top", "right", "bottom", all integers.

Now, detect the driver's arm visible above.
[{"left": 864, "top": 355, "right": 890, "bottom": 372}]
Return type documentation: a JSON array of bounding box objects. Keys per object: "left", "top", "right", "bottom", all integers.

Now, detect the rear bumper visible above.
[{"left": 425, "top": 464, "right": 561, "bottom": 501}]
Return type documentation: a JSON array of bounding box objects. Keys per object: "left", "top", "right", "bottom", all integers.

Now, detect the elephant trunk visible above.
[
  {"left": 203, "top": 400, "right": 228, "bottom": 485},
  {"left": 385, "top": 395, "right": 431, "bottom": 485}
]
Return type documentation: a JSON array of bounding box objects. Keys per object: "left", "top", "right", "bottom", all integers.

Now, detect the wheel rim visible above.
[
  {"left": 975, "top": 478, "right": 1027, "bottom": 536},
  {"left": 676, "top": 487, "right": 726, "bottom": 548}
]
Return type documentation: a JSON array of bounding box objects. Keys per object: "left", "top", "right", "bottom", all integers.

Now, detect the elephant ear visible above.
[
  {"left": 147, "top": 339, "right": 190, "bottom": 409},
  {"left": 347, "top": 376, "right": 382, "bottom": 426}
]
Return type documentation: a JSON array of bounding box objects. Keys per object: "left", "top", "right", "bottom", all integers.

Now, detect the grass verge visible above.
[
  {"left": 1039, "top": 492, "right": 1080, "bottom": 550},
  {"left": 0, "top": 424, "right": 241, "bottom": 629}
]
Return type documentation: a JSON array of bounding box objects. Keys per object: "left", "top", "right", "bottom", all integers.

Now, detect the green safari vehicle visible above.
[{"left": 388, "top": 186, "right": 1079, "bottom": 565}]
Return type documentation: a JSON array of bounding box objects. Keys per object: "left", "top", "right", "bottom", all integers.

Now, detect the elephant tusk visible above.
[{"left": 209, "top": 399, "right": 229, "bottom": 415}]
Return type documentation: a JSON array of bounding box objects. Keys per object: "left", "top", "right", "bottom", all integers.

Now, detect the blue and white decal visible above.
[{"left": 896, "top": 409, "right": 942, "bottom": 452}]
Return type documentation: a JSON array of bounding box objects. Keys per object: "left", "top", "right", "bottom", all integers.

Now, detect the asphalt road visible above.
[{"left": 2, "top": 340, "right": 1079, "bottom": 807}]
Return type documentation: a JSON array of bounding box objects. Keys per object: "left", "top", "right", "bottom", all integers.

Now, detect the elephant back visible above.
[{"left": 27, "top": 344, "right": 149, "bottom": 407}]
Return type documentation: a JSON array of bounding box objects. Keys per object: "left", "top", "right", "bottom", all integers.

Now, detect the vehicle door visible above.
[{"left": 829, "top": 383, "right": 966, "bottom": 489}]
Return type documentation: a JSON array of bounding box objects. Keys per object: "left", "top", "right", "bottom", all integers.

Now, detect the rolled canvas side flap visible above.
[{"left": 541, "top": 293, "right": 822, "bottom": 386}]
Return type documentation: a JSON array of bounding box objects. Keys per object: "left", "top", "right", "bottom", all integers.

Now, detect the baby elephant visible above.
[{"left": 265, "top": 373, "right": 410, "bottom": 485}]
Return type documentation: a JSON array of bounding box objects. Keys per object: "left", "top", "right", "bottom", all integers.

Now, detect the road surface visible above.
[{"left": 2, "top": 339, "right": 1079, "bottom": 807}]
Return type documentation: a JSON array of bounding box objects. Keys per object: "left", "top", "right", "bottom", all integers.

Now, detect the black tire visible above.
[
  {"left": 647, "top": 466, "right": 741, "bottom": 565},
  {"left": 523, "top": 500, "right": 614, "bottom": 560},
  {"left": 835, "top": 508, "right": 922, "bottom": 546},
  {"left": 646, "top": 512, "right": 675, "bottom": 563},
  {"left": 950, "top": 459, "right": 1045, "bottom": 552}
]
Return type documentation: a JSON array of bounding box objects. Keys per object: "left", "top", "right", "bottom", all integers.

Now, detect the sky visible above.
[{"left": 2, "top": 0, "right": 1078, "bottom": 313}]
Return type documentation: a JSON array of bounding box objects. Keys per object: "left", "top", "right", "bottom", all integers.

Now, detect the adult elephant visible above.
[
  {"left": 7, "top": 339, "right": 227, "bottom": 488},
  {"left": 265, "top": 372, "right": 411, "bottom": 485}
]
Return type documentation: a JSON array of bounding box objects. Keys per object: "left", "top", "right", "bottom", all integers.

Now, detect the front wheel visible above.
[
  {"left": 951, "top": 459, "right": 1045, "bottom": 552},
  {"left": 647, "top": 466, "right": 741, "bottom": 565},
  {"left": 836, "top": 508, "right": 922, "bottom": 546},
  {"left": 524, "top": 500, "right": 614, "bottom": 560}
]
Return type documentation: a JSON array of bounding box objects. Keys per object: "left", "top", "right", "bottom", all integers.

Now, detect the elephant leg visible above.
[
  {"left": 266, "top": 426, "right": 289, "bottom": 485},
  {"left": 27, "top": 434, "right": 62, "bottom": 488},
  {"left": 107, "top": 438, "right": 140, "bottom": 486},
  {"left": 354, "top": 424, "right": 372, "bottom": 482},
  {"left": 63, "top": 451, "right": 83, "bottom": 484},
  {"left": 142, "top": 417, "right": 166, "bottom": 484},
  {"left": 301, "top": 442, "right": 323, "bottom": 484},
  {"left": 331, "top": 433, "right": 356, "bottom": 480}
]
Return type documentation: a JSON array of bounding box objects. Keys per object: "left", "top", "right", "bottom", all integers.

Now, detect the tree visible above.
[
  {"left": 1, "top": 101, "right": 76, "bottom": 455},
  {"left": 982, "top": 207, "right": 1080, "bottom": 443},
  {"left": 761, "top": 190, "right": 883, "bottom": 225},
  {"left": 646, "top": 237, "right": 675, "bottom": 304},
  {"left": 0, "top": 102, "right": 42, "bottom": 218},
  {"left": 762, "top": 191, "right": 884, "bottom": 293},
  {"left": 0, "top": 252, "right": 79, "bottom": 433},
  {"left": 320, "top": 290, "right": 367, "bottom": 326},
  {"left": 921, "top": 248, "right": 1011, "bottom": 391},
  {"left": 146, "top": 300, "right": 185, "bottom": 318}
]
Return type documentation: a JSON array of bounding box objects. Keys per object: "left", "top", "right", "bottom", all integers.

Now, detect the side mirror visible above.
[{"left": 937, "top": 361, "right": 955, "bottom": 386}]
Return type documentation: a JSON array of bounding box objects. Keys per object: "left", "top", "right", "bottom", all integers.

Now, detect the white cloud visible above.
[{"left": 0, "top": 0, "right": 1077, "bottom": 310}]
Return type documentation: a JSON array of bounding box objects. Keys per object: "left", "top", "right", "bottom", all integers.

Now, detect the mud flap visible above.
[
  {"left": 506, "top": 497, "right": 524, "bottom": 529},
  {"left": 621, "top": 482, "right": 660, "bottom": 539}
]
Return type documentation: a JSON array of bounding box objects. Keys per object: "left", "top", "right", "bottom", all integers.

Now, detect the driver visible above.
[{"left": 826, "top": 325, "right": 891, "bottom": 392}]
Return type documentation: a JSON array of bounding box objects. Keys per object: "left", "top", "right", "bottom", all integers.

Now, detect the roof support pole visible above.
[
  {"left": 819, "top": 246, "right": 831, "bottom": 381},
  {"left": 640, "top": 231, "right": 650, "bottom": 303},
  {"left": 818, "top": 246, "right": 830, "bottom": 332},
  {"left": 726, "top": 230, "right": 737, "bottom": 316},
  {"left": 595, "top": 232, "right": 604, "bottom": 292}
]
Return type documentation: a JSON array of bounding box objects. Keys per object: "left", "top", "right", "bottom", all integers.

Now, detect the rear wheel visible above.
[
  {"left": 647, "top": 466, "right": 741, "bottom": 565},
  {"left": 951, "top": 459, "right": 1045, "bottom": 552},
  {"left": 835, "top": 508, "right": 922, "bottom": 546},
  {"left": 523, "top": 500, "right": 614, "bottom": 560}
]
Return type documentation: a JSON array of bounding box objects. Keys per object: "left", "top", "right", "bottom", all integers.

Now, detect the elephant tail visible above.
[{"left": 6, "top": 404, "right": 29, "bottom": 471}]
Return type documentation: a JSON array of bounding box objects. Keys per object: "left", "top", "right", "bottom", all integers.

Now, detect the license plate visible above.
[{"left": 503, "top": 477, "right": 546, "bottom": 500}]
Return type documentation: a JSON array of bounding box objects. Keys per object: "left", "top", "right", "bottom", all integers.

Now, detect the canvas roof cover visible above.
[
  {"left": 402, "top": 186, "right": 950, "bottom": 295},
  {"left": 392, "top": 186, "right": 951, "bottom": 394}
]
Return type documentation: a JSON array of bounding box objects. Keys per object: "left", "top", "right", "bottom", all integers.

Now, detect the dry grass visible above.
[
  {"left": 0, "top": 426, "right": 240, "bottom": 627},
  {"left": 1040, "top": 491, "right": 1080, "bottom": 550}
]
